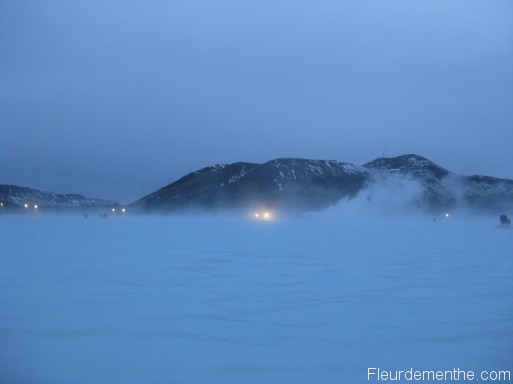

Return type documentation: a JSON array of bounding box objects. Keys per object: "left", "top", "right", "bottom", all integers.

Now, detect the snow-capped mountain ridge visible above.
[
  {"left": 0, "top": 184, "right": 117, "bottom": 211},
  {"left": 135, "top": 158, "right": 368, "bottom": 213},
  {"left": 364, "top": 154, "right": 450, "bottom": 179},
  {"left": 133, "top": 155, "right": 513, "bottom": 213},
  {"left": 3, "top": 155, "right": 511, "bottom": 214}
]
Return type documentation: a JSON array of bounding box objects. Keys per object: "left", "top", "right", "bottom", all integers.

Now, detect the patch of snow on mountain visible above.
[
  {"left": 465, "top": 176, "right": 513, "bottom": 196},
  {"left": 405, "top": 155, "right": 432, "bottom": 167},
  {"left": 306, "top": 163, "right": 324, "bottom": 175},
  {"left": 227, "top": 166, "right": 250, "bottom": 185},
  {"left": 340, "top": 163, "right": 367, "bottom": 175}
]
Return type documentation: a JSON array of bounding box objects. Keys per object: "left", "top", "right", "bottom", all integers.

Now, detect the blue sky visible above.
[{"left": 1, "top": 0, "right": 512, "bottom": 203}]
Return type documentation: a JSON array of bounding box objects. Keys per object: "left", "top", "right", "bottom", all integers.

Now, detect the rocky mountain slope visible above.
[
  {"left": 0, "top": 184, "right": 117, "bottom": 212},
  {"left": 134, "top": 159, "right": 368, "bottom": 213},
  {"left": 132, "top": 154, "right": 513, "bottom": 214},
  {"left": 363, "top": 155, "right": 513, "bottom": 212},
  {"left": 3, "top": 154, "right": 511, "bottom": 215}
]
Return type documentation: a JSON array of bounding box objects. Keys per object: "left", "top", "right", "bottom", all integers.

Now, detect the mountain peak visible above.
[{"left": 363, "top": 154, "right": 450, "bottom": 179}]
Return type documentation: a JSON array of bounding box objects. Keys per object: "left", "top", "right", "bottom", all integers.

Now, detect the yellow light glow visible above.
[{"left": 253, "top": 210, "right": 274, "bottom": 220}]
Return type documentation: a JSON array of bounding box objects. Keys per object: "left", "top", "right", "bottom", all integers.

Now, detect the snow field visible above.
[{"left": 1, "top": 212, "right": 512, "bottom": 383}]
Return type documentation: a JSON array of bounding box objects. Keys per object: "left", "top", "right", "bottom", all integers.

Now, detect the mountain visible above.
[
  {"left": 0, "top": 184, "right": 117, "bottom": 212},
  {"left": 363, "top": 154, "right": 450, "bottom": 180},
  {"left": 363, "top": 154, "right": 513, "bottom": 212},
  {"left": 133, "top": 159, "right": 368, "bottom": 213},
  {"left": 4, "top": 155, "right": 510, "bottom": 215},
  {"left": 132, "top": 154, "right": 513, "bottom": 214},
  {"left": 459, "top": 174, "right": 513, "bottom": 210}
]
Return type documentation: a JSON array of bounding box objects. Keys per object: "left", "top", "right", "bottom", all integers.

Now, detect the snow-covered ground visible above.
[{"left": 1, "top": 209, "right": 512, "bottom": 383}]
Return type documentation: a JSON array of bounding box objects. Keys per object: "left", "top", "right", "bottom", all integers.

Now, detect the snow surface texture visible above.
[{"left": 1, "top": 208, "right": 512, "bottom": 383}]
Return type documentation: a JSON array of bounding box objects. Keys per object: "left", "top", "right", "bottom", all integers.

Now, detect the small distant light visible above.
[
  {"left": 34, "top": 204, "right": 38, "bottom": 209},
  {"left": 0, "top": 202, "right": 3, "bottom": 207},
  {"left": 253, "top": 210, "right": 274, "bottom": 220},
  {"left": 122, "top": 208, "right": 126, "bottom": 213},
  {"left": 24, "top": 203, "right": 29, "bottom": 208},
  {"left": 445, "top": 212, "right": 450, "bottom": 218},
  {"left": 112, "top": 208, "right": 116, "bottom": 212}
]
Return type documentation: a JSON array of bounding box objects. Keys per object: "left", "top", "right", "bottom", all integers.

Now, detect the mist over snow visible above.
[
  {"left": 1, "top": 209, "right": 512, "bottom": 383},
  {"left": 329, "top": 171, "right": 513, "bottom": 219},
  {"left": 337, "top": 175, "right": 429, "bottom": 217}
]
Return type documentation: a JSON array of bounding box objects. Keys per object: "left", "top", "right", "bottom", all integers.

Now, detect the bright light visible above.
[
  {"left": 445, "top": 212, "right": 450, "bottom": 218},
  {"left": 122, "top": 208, "right": 126, "bottom": 213},
  {"left": 24, "top": 203, "right": 29, "bottom": 208},
  {"left": 0, "top": 202, "right": 3, "bottom": 207},
  {"left": 253, "top": 210, "right": 273, "bottom": 220},
  {"left": 34, "top": 204, "right": 38, "bottom": 209},
  {"left": 112, "top": 208, "right": 116, "bottom": 212}
]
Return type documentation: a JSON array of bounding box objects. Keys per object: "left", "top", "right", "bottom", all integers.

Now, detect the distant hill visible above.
[
  {"left": 132, "top": 159, "right": 368, "bottom": 213},
  {"left": 363, "top": 154, "right": 513, "bottom": 212},
  {"left": 3, "top": 154, "right": 511, "bottom": 215},
  {"left": 131, "top": 154, "right": 513, "bottom": 214},
  {"left": 0, "top": 184, "right": 117, "bottom": 212}
]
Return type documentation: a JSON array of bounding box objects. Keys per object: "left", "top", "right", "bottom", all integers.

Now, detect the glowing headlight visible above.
[{"left": 253, "top": 210, "right": 273, "bottom": 220}]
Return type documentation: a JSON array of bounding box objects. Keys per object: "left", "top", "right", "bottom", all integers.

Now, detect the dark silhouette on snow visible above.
[{"left": 498, "top": 214, "right": 511, "bottom": 228}]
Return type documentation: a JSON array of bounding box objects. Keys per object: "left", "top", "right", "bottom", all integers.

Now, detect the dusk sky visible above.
[{"left": 1, "top": 0, "right": 512, "bottom": 204}]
